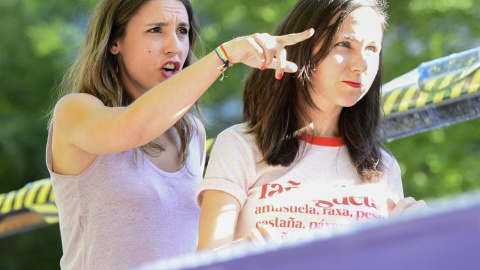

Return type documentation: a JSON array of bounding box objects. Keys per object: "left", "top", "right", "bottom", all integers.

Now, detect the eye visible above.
[
  {"left": 366, "top": 45, "right": 378, "bottom": 53},
  {"left": 178, "top": 27, "right": 189, "bottom": 35},
  {"left": 336, "top": 41, "right": 350, "bottom": 48},
  {"left": 147, "top": 27, "right": 161, "bottom": 34}
]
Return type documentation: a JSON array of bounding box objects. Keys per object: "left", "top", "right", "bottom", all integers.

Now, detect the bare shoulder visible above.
[
  {"left": 53, "top": 93, "right": 107, "bottom": 139},
  {"left": 53, "top": 93, "right": 104, "bottom": 122},
  {"left": 51, "top": 93, "right": 103, "bottom": 175}
]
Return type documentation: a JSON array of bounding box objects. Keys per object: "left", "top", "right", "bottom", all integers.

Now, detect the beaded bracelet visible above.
[{"left": 214, "top": 44, "right": 234, "bottom": 72}]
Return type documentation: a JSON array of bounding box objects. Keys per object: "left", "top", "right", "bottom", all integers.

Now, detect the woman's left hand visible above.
[{"left": 387, "top": 197, "right": 429, "bottom": 217}]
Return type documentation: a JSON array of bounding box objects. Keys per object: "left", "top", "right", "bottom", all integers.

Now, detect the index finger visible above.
[{"left": 275, "top": 28, "right": 315, "bottom": 47}]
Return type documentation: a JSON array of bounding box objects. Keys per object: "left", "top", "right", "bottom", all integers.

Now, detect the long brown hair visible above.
[
  {"left": 53, "top": 0, "right": 201, "bottom": 165},
  {"left": 243, "top": 0, "right": 388, "bottom": 182}
]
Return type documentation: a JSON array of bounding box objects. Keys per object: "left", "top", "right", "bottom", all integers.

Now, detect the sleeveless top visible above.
[{"left": 46, "top": 122, "right": 205, "bottom": 270}]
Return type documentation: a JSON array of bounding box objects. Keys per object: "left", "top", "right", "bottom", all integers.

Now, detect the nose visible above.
[
  {"left": 350, "top": 50, "right": 368, "bottom": 74},
  {"left": 163, "top": 33, "right": 181, "bottom": 55}
]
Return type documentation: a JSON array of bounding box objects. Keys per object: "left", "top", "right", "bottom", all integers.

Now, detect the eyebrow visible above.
[
  {"left": 340, "top": 34, "right": 379, "bottom": 44},
  {"left": 341, "top": 34, "right": 358, "bottom": 42},
  {"left": 145, "top": 21, "right": 190, "bottom": 28}
]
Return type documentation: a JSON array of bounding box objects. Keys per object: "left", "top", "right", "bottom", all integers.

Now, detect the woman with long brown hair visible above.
[
  {"left": 197, "top": 0, "right": 427, "bottom": 250},
  {"left": 46, "top": 0, "right": 313, "bottom": 268}
]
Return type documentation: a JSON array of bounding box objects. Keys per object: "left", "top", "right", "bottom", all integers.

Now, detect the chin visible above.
[
  {"left": 340, "top": 97, "right": 361, "bottom": 108},
  {"left": 345, "top": 92, "right": 367, "bottom": 107},
  {"left": 342, "top": 103, "right": 357, "bottom": 108}
]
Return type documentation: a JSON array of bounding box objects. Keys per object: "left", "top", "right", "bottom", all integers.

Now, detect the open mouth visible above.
[
  {"left": 163, "top": 63, "right": 177, "bottom": 74},
  {"left": 161, "top": 62, "right": 180, "bottom": 78}
]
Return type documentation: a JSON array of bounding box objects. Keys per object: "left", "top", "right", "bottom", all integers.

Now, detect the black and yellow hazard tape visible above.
[
  {"left": 0, "top": 178, "right": 57, "bottom": 223},
  {"left": 383, "top": 68, "right": 480, "bottom": 116},
  {"left": 0, "top": 179, "right": 58, "bottom": 238},
  {"left": 0, "top": 178, "right": 58, "bottom": 227}
]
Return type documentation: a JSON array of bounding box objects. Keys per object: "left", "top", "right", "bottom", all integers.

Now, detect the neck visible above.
[{"left": 306, "top": 107, "right": 342, "bottom": 137}]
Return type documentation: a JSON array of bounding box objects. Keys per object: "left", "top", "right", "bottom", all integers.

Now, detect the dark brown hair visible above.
[
  {"left": 54, "top": 0, "right": 201, "bottom": 165},
  {"left": 243, "top": 0, "right": 388, "bottom": 182}
]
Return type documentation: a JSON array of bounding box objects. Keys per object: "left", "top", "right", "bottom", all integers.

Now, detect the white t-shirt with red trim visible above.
[{"left": 196, "top": 124, "right": 403, "bottom": 241}]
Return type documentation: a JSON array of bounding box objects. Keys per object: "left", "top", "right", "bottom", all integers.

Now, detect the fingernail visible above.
[
  {"left": 277, "top": 73, "right": 283, "bottom": 80},
  {"left": 261, "top": 66, "right": 267, "bottom": 70}
]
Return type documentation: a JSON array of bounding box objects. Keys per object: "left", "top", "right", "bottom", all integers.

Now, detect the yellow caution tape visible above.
[
  {"left": 383, "top": 69, "right": 480, "bottom": 115},
  {"left": 0, "top": 179, "right": 57, "bottom": 224}
]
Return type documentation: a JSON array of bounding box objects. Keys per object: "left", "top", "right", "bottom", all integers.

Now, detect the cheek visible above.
[
  {"left": 367, "top": 58, "right": 380, "bottom": 80},
  {"left": 332, "top": 54, "right": 345, "bottom": 64},
  {"left": 181, "top": 40, "right": 190, "bottom": 59},
  {"left": 148, "top": 41, "right": 162, "bottom": 54}
]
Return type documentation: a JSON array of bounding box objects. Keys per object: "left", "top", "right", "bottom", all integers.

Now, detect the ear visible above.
[{"left": 109, "top": 40, "right": 120, "bottom": 55}]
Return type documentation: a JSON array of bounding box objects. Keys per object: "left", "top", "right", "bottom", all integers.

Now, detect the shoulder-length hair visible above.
[
  {"left": 243, "top": 0, "right": 388, "bottom": 182},
  {"left": 53, "top": 0, "right": 201, "bottom": 165}
]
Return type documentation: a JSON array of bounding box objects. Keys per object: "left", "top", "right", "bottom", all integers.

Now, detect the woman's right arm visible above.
[
  {"left": 54, "top": 29, "right": 315, "bottom": 156},
  {"left": 197, "top": 189, "right": 280, "bottom": 251},
  {"left": 197, "top": 190, "right": 241, "bottom": 250}
]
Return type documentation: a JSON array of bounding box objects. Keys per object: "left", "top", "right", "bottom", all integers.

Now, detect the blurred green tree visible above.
[
  {"left": 0, "top": 1, "right": 93, "bottom": 268},
  {"left": 383, "top": 0, "right": 480, "bottom": 200}
]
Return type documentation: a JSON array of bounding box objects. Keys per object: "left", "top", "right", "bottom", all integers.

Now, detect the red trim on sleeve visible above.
[{"left": 301, "top": 133, "right": 345, "bottom": 147}]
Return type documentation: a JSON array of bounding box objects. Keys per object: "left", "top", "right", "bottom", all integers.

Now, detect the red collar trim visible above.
[{"left": 301, "top": 133, "right": 345, "bottom": 147}]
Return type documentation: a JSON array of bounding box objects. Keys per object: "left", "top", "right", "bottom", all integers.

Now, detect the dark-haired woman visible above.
[
  {"left": 46, "top": 0, "right": 313, "bottom": 268},
  {"left": 197, "top": 0, "right": 427, "bottom": 250}
]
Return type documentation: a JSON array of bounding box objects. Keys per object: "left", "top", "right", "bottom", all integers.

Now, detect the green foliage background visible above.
[{"left": 1, "top": 0, "right": 479, "bottom": 268}]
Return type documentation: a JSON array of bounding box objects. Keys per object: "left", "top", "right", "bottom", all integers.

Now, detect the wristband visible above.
[{"left": 214, "top": 44, "right": 234, "bottom": 72}]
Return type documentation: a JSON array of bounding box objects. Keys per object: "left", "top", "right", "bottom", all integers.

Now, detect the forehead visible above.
[
  {"left": 338, "top": 7, "right": 383, "bottom": 42},
  {"left": 130, "top": 0, "right": 189, "bottom": 25}
]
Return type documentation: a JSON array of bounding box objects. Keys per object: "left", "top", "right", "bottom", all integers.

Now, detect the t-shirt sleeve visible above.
[
  {"left": 195, "top": 127, "right": 255, "bottom": 209},
  {"left": 382, "top": 150, "right": 404, "bottom": 201}
]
